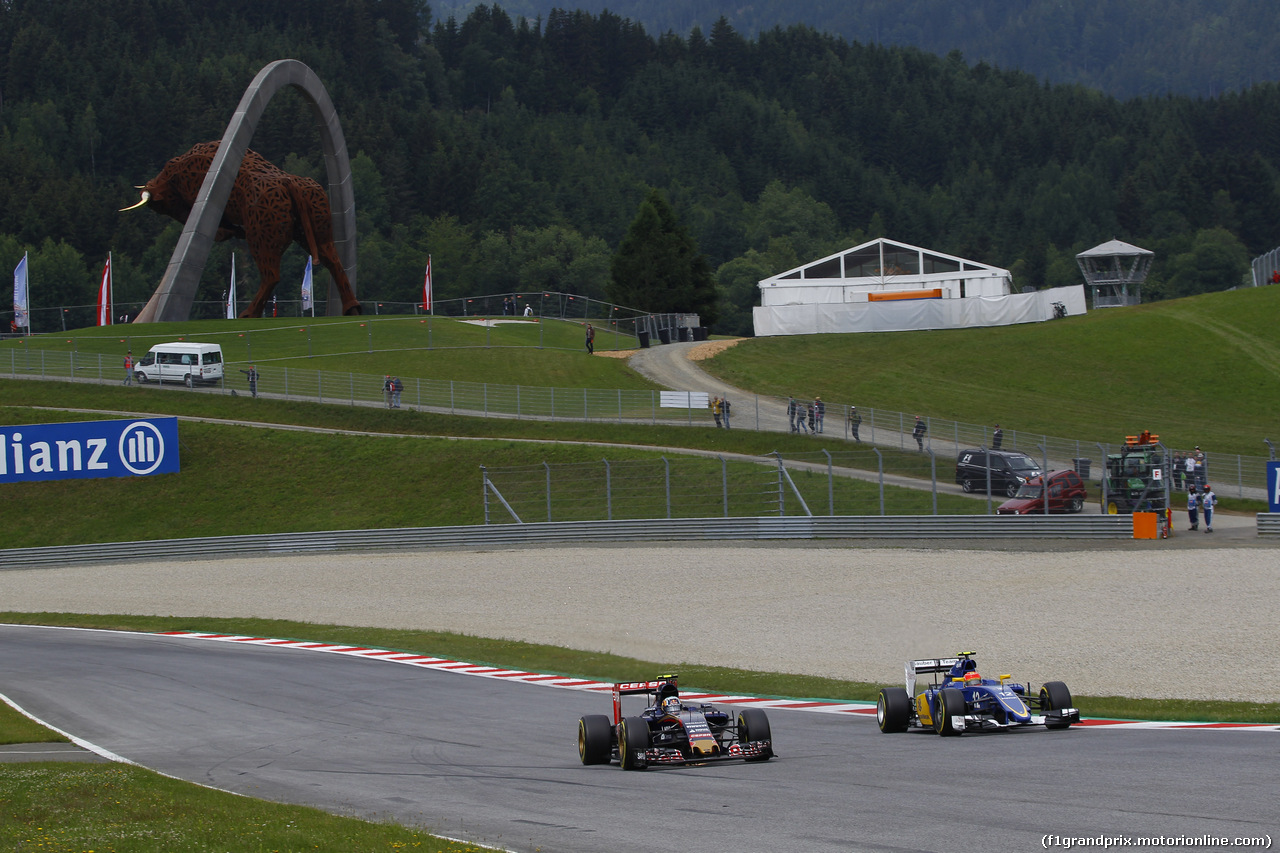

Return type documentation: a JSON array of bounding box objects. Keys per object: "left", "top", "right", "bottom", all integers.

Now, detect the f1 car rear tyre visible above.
[
  {"left": 578, "top": 714, "right": 613, "bottom": 765},
  {"left": 935, "top": 688, "right": 965, "bottom": 737},
  {"left": 736, "top": 708, "right": 773, "bottom": 760},
  {"left": 876, "top": 688, "right": 911, "bottom": 733},
  {"left": 1040, "top": 681, "right": 1074, "bottom": 729},
  {"left": 618, "top": 717, "right": 649, "bottom": 770}
]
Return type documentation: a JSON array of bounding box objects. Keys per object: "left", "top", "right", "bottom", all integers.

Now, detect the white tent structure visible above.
[{"left": 753, "top": 237, "right": 1084, "bottom": 336}]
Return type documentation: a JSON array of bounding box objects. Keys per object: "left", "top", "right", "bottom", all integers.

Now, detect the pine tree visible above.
[{"left": 608, "top": 190, "right": 719, "bottom": 327}]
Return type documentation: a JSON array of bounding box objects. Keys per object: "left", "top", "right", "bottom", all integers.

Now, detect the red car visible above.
[{"left": 996, "top": 470, "right": 1088, "bottom": 514}]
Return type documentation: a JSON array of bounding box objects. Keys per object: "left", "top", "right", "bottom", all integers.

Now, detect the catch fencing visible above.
[
  {"left": 480, "top": 449, "right": 1016, "bottom": 524},
  {"left": 2, "top": 345, "right": 1272, "bottom": 501}
]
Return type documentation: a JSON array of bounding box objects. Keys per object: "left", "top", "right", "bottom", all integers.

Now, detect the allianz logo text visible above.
[{"left": 0, "top": 418, "right": 180, "bottom": 484}]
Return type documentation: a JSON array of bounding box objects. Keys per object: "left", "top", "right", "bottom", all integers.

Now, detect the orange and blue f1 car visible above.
[
  {"left": 577, "top": 674, "right": 773, "bottom": 769},
  {"left": 877, "top": 652, "right": 1079, "bottom": 736}
]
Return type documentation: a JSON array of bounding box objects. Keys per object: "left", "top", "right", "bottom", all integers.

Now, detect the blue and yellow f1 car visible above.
[
  {"left": 577, "top": 674, "right": 773, "bottom": 769},
  {"left": 877, "top": 652, "right": 1079, "bottom": 736}
]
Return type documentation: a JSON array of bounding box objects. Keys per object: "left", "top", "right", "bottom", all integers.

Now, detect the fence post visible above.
[
  {"left": 651, "top": 390, "right": 655, "bottom": 425},
  {"left": 484, "top": 383, "right": 488, "bottom": 417},
  {"left": 551, "top": 387, "right": 555, "bottom": 421},
  {"left": 663, "top": 456, "right": 671, "bottom": 519},
  {"left": 617, "top": 389, "right": 622, "bottom": 424},
  {"left": 284, "top": 366, "right": 288, "bottom": 398},
  {"left": 481, "top": 466, "right": 490, "bottom": 525},
  {"left": 822, "top": 448, "right": 834, "bottom": 515},
  {"left": 318, "top": 373, "right": 323, "bottom": 404},
  {"left": 350, "top": 373, "right": 354, "bottom": 406},
  {"left": 720, "top": 455, "right": 728, "bottom": 517},
  {"left": 1038, "top": 443, "right": 1049, "bottom": 515},
  {"left": 450, "top": 380, "right": 455, "bottom": 414},
  {"left": 544, "top": 461, "right": 552, "bottom": 522},
  {"left": 1096, "top": 442, "right": 1108, "bottom": 513},
  {"left": 776, "top": 453, "right": 785, "bottom": 516},
  {"left": 755, "top": 395, "right": 759, "bottom": 431},
  {"left": 583, "top": 388, "right": 588, "bottom": 421},
  {"left": 929, "top": 448, "right": 938, "bottom": 515},
  {"left": 873, "top": 447, "right": 884, "bottom": 515},
  {"left": 604, "top": 459, "right": 612, "bottom": 521}
]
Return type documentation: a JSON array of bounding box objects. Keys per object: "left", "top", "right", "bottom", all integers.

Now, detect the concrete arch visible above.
[{"left": 136, "top": 60, "right": 357, "bottom": 322}]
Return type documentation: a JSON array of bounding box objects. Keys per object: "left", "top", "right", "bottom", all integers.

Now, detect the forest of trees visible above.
[
  {"left": 442, "top": 0, "right": 1280, "bottom": 98},
  {"left": 1, "top": 0, "right": 1278, "bottom": 335}
]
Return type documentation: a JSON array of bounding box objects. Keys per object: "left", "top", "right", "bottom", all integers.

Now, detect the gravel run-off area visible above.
[{"left": 2, "top": 542, "right": 1277, "bottom": 702}]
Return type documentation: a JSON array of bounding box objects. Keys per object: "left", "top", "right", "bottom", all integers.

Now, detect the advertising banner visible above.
[
  {"left": 0, "top": 417, "right": 180, "bottom": 485},
  {"left": 1269, "top": 461, "right": 1280, "bottom": 513}
]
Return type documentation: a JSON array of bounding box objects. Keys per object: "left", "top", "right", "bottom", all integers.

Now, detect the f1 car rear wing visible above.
[
  {"left": 906, "top": 658, "right": 959, "bottom": 695},
  {"left": 612, "top": 674, "right": 678, "bottom": 723}
]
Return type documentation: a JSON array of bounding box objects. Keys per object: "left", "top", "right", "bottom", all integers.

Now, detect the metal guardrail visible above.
[
  {"left": 1257, "top": 514, "right": 1280, "bottom": 536},
  {"left": 0, "top": 515, "right": 1138, "bottom": 569}
]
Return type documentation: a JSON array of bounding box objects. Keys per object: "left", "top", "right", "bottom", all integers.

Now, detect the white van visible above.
[{"left": 134, "top": 342, "right": 225, "bottom": 387}]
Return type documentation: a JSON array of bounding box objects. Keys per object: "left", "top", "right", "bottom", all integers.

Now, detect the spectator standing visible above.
[
  {"left": 807, "top": 402, "right": 816, "bottom": 434},
  {"left": 523, "top": 303, "right": 533, "bottom": 317},
  {"left": 123, "top": 350, "right": 134, "bottom": 386},
  {"left": 1183, "top": 452, "right": 1196, "bottom": 490},
  {"left": 1193, "top": 446, "right": 1206, "bottom": 487},
  {"left": 711, "top": 396, "right": 722, "bottom": 427},
  {"left": 240, "top": 365, "right": 259, "bottom": 398},
  {"left": 1201, "top": 484, "right": 1216, "bottom": 533},
  {"left": 1186, "top": 485, "right": 1199, "bottom": 531},
  {"left": 722, "top": 397, "right": 731, "bottom": 429},
  {"left": 391, "top": 376, "right": 404, "bottom": 408},
  {"left": 848, "top": 406, "right": 862, "bottom": 442},
  {"left": 992, "top": 424, "right": 1003, "bottom": 450},
  {"left": 383, "top": 375, "right": 394, "bottom": 408},
  {"left": 787, "top": 397, "right": 799, "bottom": 433},
  {"left": 814, "top": 397, "right": 825, "bottom": 433},
  {"left": 585, "top": 324, "right": 595, "bottom": 355},
  {"left": 912, "top": 415, "right": 927, "bottom": 451}
]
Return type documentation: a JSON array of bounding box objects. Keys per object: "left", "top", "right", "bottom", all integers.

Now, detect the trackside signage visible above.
[
  {"left": 0, "top": 418, "right": 180, "bottom": 484},
  {"left": 1269, "top": 461, "right": 1280, "bottom": 513}
]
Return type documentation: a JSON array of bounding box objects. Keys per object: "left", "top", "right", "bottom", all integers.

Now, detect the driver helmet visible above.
[
  {"left": 963, "top": 671, "right": 982, "bottom": 684},
  {"left": 662, "top": 696, "right": 682, "bottom": 715}
]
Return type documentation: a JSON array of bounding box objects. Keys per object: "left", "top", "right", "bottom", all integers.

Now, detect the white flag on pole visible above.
[
  {"left": 96, "top": 254, "right": 113, "bottom": 326},
  {"left": 13, "top": 252, "right": 29, "bottom": 331},
  {"left": 227, "top": 253, "right": 237, "bottom": 319},
  {"left": 301, "top": 256, "right": 314, "bottom": 314}
]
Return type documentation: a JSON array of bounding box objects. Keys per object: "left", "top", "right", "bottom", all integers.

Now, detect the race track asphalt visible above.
[{"left": 1, "top": 625, "right": 1275, "bottom": 853}]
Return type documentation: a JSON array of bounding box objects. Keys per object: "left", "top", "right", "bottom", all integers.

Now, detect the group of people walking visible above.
[{"left": 787, "top": 396, "right": 826, "bottom": 434}]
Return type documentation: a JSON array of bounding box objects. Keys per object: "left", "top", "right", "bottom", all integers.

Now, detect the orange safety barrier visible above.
[{"left": 867, "top": 288, "right": 943, "bottom": 302}]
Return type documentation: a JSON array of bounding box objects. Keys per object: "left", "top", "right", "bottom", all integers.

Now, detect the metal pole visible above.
[
  {"left": 1096, "top": 443, "right": 1109, "bottom": 513},
  {"left": 481, "top": 466, "right": 490, "bottom": 524},
  {"left": 776, "top": 454, "right": 785, "bottom": 516},
  {"left": 822, "top": 448, "right": 834, "bottom": 515},
  {"left": 1038, "top": 443, "right": 1049, "bottom": 515},
  {"left": 663, "top": 456, "right": 671, "bottom": 519},
  {"left": 544, "top": 461, "right": 552, "bottom": 522},
  {"left": 1265, "top": 439, "right": 1276, "bottom": 461},
  {"left": 874, "top": 447, "right": 884, "bottom": 515},
  {"left": 929, "top": 449, "right": 937, "bottom": 515},
  {"left": 604, "top": 459, "right": 612, "bottom": 521},
  {"left": 755, "top": 395, "right": 759, "bottom": 431},
  {"left": 985, "top": 445, "right": 993, "bottom": 514},
  {"left": 720, "top": 455, "right": 728, "bottom": 517}
]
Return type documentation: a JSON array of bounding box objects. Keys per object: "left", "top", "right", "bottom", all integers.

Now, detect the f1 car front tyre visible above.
[
  {"left": 935, "top": 688, "right": 965, "bottom": 737},
  {"left": 1040, "top": 681, "right": 1074, "bottom": 729},
  {"left": 736, "top": 708, "right": 773, "bottom": 760},
  {"left": 876, "top": 688, "right": 911, "bottom": 733},
  {"left": 618, "top": 717, "right": 649, "bottom": 770},
  {"left": 578, "top": 714, "right": 613, "bottom": 765}
]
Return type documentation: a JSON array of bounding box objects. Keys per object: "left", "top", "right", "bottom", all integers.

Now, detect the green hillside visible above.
[{"left": 704, "top": 287, "right": 1280, "bottom": 455}]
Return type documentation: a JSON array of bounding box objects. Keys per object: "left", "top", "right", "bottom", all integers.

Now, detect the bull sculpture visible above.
[{"left": 122, "top": 141, "right": 361, "bottom": 317}]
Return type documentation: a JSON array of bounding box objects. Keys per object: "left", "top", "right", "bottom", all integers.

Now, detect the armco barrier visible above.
[
  {"left": 1258, "top": 513, "right": 1280, "bottom": 536},
  {"left": 0, "top": 515, "right": 1135, "bottom": 569}
]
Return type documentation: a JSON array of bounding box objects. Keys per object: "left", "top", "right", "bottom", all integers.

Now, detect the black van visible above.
[{"left": 955, "top": 449, "right": 1043, "bottom": 497}]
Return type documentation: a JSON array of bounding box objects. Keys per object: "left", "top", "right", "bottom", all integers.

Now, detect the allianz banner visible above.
[{"left": 0, "top": 417, "right": 180, "bottom": 484}]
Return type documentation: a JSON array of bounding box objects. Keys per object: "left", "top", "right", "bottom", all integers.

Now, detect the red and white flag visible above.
[
  {"left": 96, "top": 254, "right": 112, "bottom": 326},
  {"left": 422, "top": 255, "right": 433, "bottom": 313}
]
